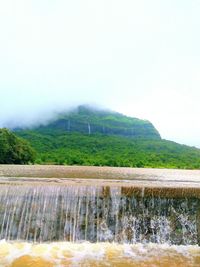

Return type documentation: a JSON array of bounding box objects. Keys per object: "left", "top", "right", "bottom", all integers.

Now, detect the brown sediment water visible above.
[
  {"left": 1, "top": 165, "right": 200, "bottom": 197},
  {"left": 0, "top": 165, "right": 200, "bottom": 266},
  {"left": 1, "top": 241, "right": 200, "bottom": 267},
  {"left": 1, "top": 164, "right": 200, "bottom": 181}
]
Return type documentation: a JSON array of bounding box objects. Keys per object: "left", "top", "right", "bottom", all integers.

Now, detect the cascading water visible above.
[{"left": 0, "top": 184, "right": 199, "bottom": 245}]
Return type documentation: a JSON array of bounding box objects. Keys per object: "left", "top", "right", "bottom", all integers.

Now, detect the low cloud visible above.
[{"left": 1, "top": 0, "right": 200, "bottom": 147}]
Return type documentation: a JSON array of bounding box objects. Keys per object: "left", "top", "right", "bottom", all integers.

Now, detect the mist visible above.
[
  {"left": 0, "top": 88, "right": 110, "bottom": 129},
  {"left": 1, "top": 0, "right": 200, "bottom": 147}
]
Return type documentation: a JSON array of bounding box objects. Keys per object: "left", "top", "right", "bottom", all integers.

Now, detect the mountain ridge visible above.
[
  {"left": 14, "top": 105, "right": 200, "bottom": 169},
  {"left": 20, "top": 105, "right": 161, "bottom": 140}
]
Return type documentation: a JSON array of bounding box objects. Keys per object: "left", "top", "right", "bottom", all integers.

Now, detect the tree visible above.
[{"left": 0, "top": 128, "right": 36, "bottom": 164}]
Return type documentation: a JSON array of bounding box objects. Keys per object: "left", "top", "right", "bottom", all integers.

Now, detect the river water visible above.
[
  {"left": 1, "top": 240, "right": 200, "bottom": 267},
  {"left": 0, "top": 166, "right": 200, "bottom": 266}
]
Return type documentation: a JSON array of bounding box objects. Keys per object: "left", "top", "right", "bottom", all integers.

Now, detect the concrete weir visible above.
[
  {"left": 1, "top": 165, "right": 200, "bottom": 198},
  {"left": 0, "top": 165, "right": 200, "bottom": 245}
]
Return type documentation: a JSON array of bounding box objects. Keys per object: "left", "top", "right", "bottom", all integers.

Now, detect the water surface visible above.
[
  {"left": 1, "top": 241, "right": 200, "bottom": 267},
  {"left": 1, "top": 165, "right": 200, "bottom": 266}
]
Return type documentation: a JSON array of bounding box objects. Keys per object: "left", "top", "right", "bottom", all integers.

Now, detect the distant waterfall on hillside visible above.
[
  {"left": 88, "top": 123, "right": 91, "bottom": 135},
  {"left": 0, "top": 185, "right": 199, "bottom": 244}
]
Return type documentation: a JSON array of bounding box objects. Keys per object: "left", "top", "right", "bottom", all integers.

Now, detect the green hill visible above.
[
  {"left": 30, "top": 105, "right": 161, "bottom": 139},
  {"left": 14, "top": 106, "right": 200, "bottom": 169}
]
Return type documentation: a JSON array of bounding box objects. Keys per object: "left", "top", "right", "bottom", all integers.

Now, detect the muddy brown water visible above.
[
  {"left": 1, "top": 165, "right": 200, "bottom": 267},
  {"left": 1, "top": 165, "right": 200, "bottom": 198}
]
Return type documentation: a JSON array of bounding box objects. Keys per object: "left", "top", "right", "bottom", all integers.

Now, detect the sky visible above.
[{"left": 0, "top": 0, "right": 200, "bottom": 147}]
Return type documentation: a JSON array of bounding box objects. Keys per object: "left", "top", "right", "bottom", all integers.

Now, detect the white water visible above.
[
  {"left": 0, "top": 185, "right": 199, "bottom": 245},
  {"left": 1, "top": 240, "right": 200, "bottom": 267}
]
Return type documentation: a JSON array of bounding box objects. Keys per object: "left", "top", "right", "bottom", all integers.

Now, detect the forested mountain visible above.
[
  {"left": 14, "top": 106, "right": 200, "bottom": 169},
  {"left": 29, "top": 105, "right": 161, "bottom": 139}
]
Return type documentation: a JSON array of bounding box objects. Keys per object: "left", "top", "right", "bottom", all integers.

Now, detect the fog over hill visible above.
[
  {"left": 14, "top": 105, "right": 200, "bottom": 169},
  {"left": 16, "top": 105, "right": 161, "bottom": 140},
  {"left": 1, "top": 1, "right": 200, "bottom": 147}
]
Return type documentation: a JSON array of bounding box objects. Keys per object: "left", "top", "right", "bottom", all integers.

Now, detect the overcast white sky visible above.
[{"left": 1, "top": 0, "right": 200, "bottom": 147}]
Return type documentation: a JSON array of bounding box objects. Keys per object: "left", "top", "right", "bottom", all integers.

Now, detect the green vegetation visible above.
[
  {"left": 0, "top": 128, "right": 36, "bottom": 164},
  {"left": 12, "top": 106, "right": 200, "bottom": 169},
  {"left": 33, "top": 105, "right": 161, "bottom": 139},
  {"left": 16, "top": 131, "right": 200, "bottom": 169}
]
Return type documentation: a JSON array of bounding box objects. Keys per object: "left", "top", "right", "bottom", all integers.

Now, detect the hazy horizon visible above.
[{"left": 1, "top": 1, "right": 200, "bottom": 148}]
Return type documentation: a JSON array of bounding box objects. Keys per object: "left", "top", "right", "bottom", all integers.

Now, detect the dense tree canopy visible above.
[
  {"left": 16, "top": 131, "right": 200, "bottom": 169},
  {"left": 0, "top": 128, "right": 36, "bottom": 164},
  {"left": 13, "top": 106, "right": 200, "bottom": 169}
]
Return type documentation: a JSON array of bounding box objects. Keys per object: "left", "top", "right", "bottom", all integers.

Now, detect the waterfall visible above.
[
  {"left": 88, "top": 123, "right": 91, "bottom": 135},
  {"left": 0, "top": 184, "right": 199, "bottom": 244}
]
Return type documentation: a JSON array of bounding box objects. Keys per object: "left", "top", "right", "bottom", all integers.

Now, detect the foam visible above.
[{"left": 1, "top": 240, "right": 200, "bottom": 267}]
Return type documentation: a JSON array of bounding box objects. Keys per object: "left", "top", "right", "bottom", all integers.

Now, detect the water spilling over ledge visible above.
[
  {"left": 1, "top": 166, "right": 200, "bottom": 266},
  {"left": 0, "top": 184, "right": 200, "bottom": 245}
]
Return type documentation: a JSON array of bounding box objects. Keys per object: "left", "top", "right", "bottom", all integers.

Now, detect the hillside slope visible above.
[
  {"left": 31, "top": 106, "right": 161, "bottom": 139},
  {"left": 16, "top": 131, "right": 200, "bottom": 169},
  {"left": 15, "top": 106, "right": 200, "bottom": 169}
]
